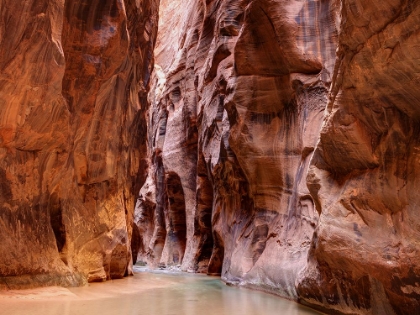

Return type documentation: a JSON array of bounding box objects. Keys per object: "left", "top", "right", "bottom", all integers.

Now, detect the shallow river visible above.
[{"left": 0, "top": 268, "right": 322, "bottom": 315}]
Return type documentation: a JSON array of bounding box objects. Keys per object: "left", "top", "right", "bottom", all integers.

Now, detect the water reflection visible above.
[{"left": 0, "top": 268, "right": 322, "bottom": 315}]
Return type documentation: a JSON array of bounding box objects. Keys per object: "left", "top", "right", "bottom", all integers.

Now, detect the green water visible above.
[{"left": 0, "top": 268, "right": 322, "bottom": 315}]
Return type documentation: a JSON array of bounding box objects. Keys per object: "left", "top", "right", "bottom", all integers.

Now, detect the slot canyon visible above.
[{"left": 1, "top": 0, "right": 420, "bottom": 314}]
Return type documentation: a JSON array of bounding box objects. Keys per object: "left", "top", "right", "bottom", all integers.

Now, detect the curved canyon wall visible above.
[
  {"left": 1, "top": 0, "right": 420, "bottom": 314},
  {"left": 134, "top": 0, "right": 420, "bottom": 314},
  {"left": 0, "top": 0, "right": 158, "bottom": 287}
]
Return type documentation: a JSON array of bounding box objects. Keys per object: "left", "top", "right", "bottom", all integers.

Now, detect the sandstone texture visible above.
[
  {"left": 0, "top": 0, "right": 158, "bottom": 287},
  {"left": 134, "top": 0, "right": 420, "bottom": 314},
  {"left": 2, "top": 0, "right": 420, "bottom": 314},
  {"left": 297, "top": 1, "right": 420, "bottom": 314}
]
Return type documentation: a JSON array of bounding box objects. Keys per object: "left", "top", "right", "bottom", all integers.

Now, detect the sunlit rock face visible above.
[
  {"left": 136, "top": 0, "right": 420, "bottom": 314},
  {"left": 0, "top": 0, "right": 158, "bottom": 287}
]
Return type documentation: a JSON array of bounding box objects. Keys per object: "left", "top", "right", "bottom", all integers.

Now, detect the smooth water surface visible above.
[{"left": 0, "top": 268, "right": 322, "bottom": 315}]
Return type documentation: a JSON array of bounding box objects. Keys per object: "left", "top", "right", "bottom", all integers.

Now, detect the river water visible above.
[{"left": 0, "top": 268, "right": 322, "bottom": 315}]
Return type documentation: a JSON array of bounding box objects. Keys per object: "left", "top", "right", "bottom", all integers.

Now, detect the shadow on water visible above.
[{"left": 0, "top": 267, "right": 323, "bottom": 315}]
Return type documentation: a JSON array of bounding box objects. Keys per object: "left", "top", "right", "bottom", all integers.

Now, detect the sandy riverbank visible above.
[{"left": 0, "top": 268, "right": 322, "bottom": 315}]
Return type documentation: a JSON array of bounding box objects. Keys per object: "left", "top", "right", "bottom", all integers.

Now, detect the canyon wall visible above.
[
  {"left": 135, "top": 0, "right": 420, "bottom": 314},
  {"left": 298, "top": 1, "right": 420, "bottom": 314},
  {"left": 1, "top": 0, "right": 420, "bottom": 314},
  {"left": 0, "top": 0, "right": 158, "bottom": 288}
]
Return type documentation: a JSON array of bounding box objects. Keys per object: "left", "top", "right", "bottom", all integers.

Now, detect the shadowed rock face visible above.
[
  {"left": 135, "top": 0, "right": 420, "bottom": 314},
  {"left": 0, "top": 0, "right": 158, "bottom": 287}
]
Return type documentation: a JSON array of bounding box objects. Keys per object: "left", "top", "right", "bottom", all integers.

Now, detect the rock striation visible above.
[
  {"left": 2, "top": 0, "right": 420, "bottom": 314},
  {"left": 134, "top": 0, "right": 420, "bottom": 314},
  {"left": 0, "top": 0, "right": 158, "bottom": 287},
  {"left": 297, "top": 1, "right": 420, "bottom": 314}
]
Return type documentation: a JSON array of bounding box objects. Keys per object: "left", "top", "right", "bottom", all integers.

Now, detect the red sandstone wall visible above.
[
  {"left": 1, "top": 0, "right": 420, "bottom": 314},
  {"left": 0, "top": 0, "right": 158, "bottom": 287}
]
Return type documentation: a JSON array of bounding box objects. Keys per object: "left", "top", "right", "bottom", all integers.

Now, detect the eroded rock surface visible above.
[
  {"left": 136, "top": 0, "right": 336, "bottom": 293},
  {"left": 297, "top": 1, "right": 420, "bottom": 314},
  {"left": 0, "top": 0, "right": 158, "bottom": 287},
  {"left": 135, "top": 0, "right": 420, "bottom": 314},
  {"left": 2, "top": 0, "right": 420, "bottom": 314}
]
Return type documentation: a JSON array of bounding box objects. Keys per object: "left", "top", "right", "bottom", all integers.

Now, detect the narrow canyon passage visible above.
[
  {"left": 1, "top": 0, "right": 420, "bottom": 314},
  {"left": 0, "top": 269, "right": 321, "bottom": 315}
]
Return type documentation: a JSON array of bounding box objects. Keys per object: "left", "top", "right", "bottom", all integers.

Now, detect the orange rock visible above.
[{"left": 0, "top": 0, "right": 159, "bottom": 288}]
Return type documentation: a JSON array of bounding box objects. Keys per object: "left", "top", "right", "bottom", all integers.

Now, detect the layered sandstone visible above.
[
  {"left": 135, "top": 0, "right": 420, "bottom": 314},
  {"left": 0, "top": 0, "right": 158, "bottom": 288},
  {"left": 2, "top": 0, "right": 420, "bottom": 314}
]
